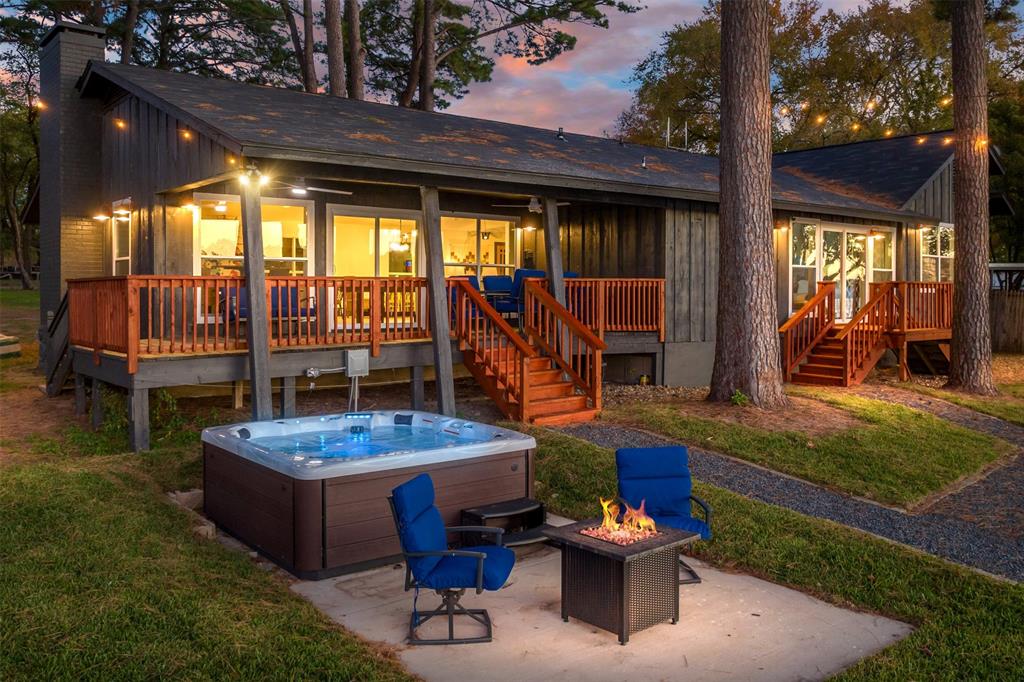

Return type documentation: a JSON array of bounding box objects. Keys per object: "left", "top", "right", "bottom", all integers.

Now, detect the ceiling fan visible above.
[
  {"left": 280, "top": 178, "right": 354, "bottom": 197},
  {"left": 491, "top": 196, "right": 569, "bottom": 213}
]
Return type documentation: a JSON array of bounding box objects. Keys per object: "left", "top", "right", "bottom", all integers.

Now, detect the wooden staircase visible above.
[
  {"left": 449, "top": 279, "right": 605, "bottom": 425},
  {"left": 790, "top": 326, "right": 847, "bottom": 386}
]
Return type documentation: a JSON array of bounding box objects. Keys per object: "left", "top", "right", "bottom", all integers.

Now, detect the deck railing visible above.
[
  {"left": 885, "top": 281, "right": 953, "bottom": 332},
  {"left": 524, "top": 279, "right": 607, "bottom": 411},
  {"left": 67, "top": 275, "right": 431, "bottom": 373},
  {"left": 779, "top": 281, "right": 836, "bottom": 382},
  {"left": 563, "top": 278, "right": 665, "bottom": 341},
  {"left": 449, "top": 277, "right": 536, "bottom": 420},
  {"left": 836, "top": 282, "right": 897, "bottom": 385}
]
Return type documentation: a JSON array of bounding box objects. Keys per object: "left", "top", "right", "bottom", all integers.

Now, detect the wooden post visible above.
[
  {"left": 129, "top": 385, "right": 149, "bottom": 452},
  {"left": 240, "top": 176, "right": 273, "bottom": 420},
  {"left": 74, "top": 373, "right": 86, "bottom": 416},
  {"left": 420, "top": 186, "right": 456, "bottom": 416},
  {"left": 279, "top": 375, "right": 296, "bottom": 418},
  {"left": 90, "top": 377, "right": 103, "bottom": 429},
  {"left": 542, "top": 197, "right": 566, "bottom": 307},
  {"left": 410, "top": 364, "right": 425, "bottom": 410},
  {"left": 232, "top": 380, "right": 244, "bottom": 410}
]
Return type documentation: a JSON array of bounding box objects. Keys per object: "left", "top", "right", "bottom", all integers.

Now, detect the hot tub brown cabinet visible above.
[{"left": 203, "top": 442, "right": 535, "bottom": 579}]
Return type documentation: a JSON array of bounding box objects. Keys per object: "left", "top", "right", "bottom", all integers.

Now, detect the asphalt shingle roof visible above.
[{"left": 83, "top": 62, "right": 947, "bottom": 220}]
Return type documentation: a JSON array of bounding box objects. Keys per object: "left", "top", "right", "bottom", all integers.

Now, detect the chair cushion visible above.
[
  {"left": 421, "top": 545, "right": 515, "bottom": 591},
  {"left": 493, "top": 299, "right": 518, "bottom": 314},
  {"left": 650, "top": 512, "right": 711, "bottom": 540},
  {"left": 616, "top": 446, "right": 693, "bottom": 518},
  {"left": 483, "top": 275, "right": 513, "bottom": 293},
  {"left": 391, "top": 474, "right": 447, "bottom": 578}
]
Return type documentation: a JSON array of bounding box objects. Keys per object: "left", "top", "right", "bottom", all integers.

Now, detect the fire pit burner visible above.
[
  {"left": 579, "top": 526, "right": 659, "bottom": 546},
  {"left": 543, "top": 519, "right": 699, "bottom": 645}
]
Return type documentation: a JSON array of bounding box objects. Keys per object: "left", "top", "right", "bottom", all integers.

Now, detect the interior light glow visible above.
[
  {"left": 214, "top": 202, "right": 227, "bottom": 213},
  {"left": 182, "top": 203, "right": 197, "bottom": 210},
  {"left": 113, "top": 208, "right": 130, "bottom": 215},
  {"left": 93, "top": 214, "right": 110, "bottom": 221}
]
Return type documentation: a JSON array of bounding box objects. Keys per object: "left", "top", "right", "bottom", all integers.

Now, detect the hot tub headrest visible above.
[{"left": 394, "top": 413, "right": 414, "bottom": 426}]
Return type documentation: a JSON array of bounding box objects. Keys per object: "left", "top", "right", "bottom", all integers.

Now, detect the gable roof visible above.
[
  {"left": 773, "top": 132, "right": 958, "bottom": 211},
  {"left": 80, "top": 61, "right": 943, "bottom": 221}
]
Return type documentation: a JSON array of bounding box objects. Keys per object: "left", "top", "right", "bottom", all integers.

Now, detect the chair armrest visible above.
[
  {"left": 446, "top": 525, "right": 505, "bottom": 547},
  {"left": 404, "top": 549, "right": 489, "bottom": 593},
  {"left": 690, "top": 494, "right": 712, "bottom": 530}
]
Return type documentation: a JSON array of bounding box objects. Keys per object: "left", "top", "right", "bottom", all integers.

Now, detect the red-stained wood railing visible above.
[
  {"left": 524, "top": 279, "right": 607, "bottom": 412},
  {"left": 448, "top": 277, "right": 537, "bottom": 420},
  {"left": 894, "top": 281, "right": 953, "bottom": 332},
  {"left": 778, "top": 281, "right": 836, "bottom": 381},
  {"left": 67, "top": 275, "right": 431, "bottom": 373},
  {"left": 835, "top": 282, "right": 897, "bottom": 386},
  {"left": 563, "top": 278, "right": 665, "bottom": 341}
]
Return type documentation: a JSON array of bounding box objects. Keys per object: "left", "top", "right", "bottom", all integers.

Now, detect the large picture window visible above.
[
  {"left": 790, "top": 221, "right": 817, "bottom": 313},
  {"left": 441, "top": 215, "right": 516, "bottom": 278},
  {"left": 330, "top": 210, "right": 419, "bottom": 277},
  {"left": 921, "top": 225, "right": 954, "bottom": 282},
  {"left": 194, "top": 196, "right": 312, "bottom": 276}
]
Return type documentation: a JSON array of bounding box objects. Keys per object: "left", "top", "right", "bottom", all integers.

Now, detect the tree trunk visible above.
[
  {"left": 345, "top": 0, "right": 366, "bottom": 100},
  {"left": 121, "top": 0, "right": 140, "bottom": 64},
  {"left": 3, "top": 197, "right": 34, "bottom": 291},
  {"left": 399, "top": 0, "right": 424, "bottom": 108},
  {"left": 279, "top": 0, "right": 313, "bottom": 91},
  {"left": 419, "top": 0, "right": 436, "bottom": 111},
  {"left": 947, "top": 0, "right": 996, "bottom": 395},
  {"left": 324, "top": 0, "right": 347, "bottom": 97},
  {"left": 709, "top": 0, "right": 786, "bottom": 408},
  {"left": 302, "top": 0, "right": 317, "bottom": 92}
]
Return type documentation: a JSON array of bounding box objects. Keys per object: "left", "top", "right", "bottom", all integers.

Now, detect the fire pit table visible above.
[{"left": 543, "top": 519, "right": 699, "bottom": 645}]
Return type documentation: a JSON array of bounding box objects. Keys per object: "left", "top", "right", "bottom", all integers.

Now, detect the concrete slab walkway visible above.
[{"left": 292, "top": 547, "right": 910, "bottom": 682}]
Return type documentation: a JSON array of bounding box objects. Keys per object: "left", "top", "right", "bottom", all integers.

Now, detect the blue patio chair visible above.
[
  {"left": 389, "top": 473, "right": 515, "bottom": 644},
  {"left": 449, "top": 275, "right": 483, "bottom": 320},
  {"left": 615, "top": 445, "right": 712, "bottom": 584},
  {"left": 501, "top": 268, "right": 546, "bottom": 318},
  {"left": 564, "top": 271, "right": 580, "bottom": 278},
  {"left": 221, "top": 286, "right": 314, "bottom": 321},
  {"left": 482, "top": 274, "right": 513, "bottom": 295}
]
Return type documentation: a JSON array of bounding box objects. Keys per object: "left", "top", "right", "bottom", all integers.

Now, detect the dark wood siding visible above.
[
  {"left": 662, "top": 200, "right": 719, "bottom": 344},
  {"left": 553, "top": 204, "right": 665, "bottom": 278},
  {"left": 905, "top": 161, "right": 953, "bottom": 224},
  {"left": 102, "top": 95, "right": 235, "bottom": 276}
]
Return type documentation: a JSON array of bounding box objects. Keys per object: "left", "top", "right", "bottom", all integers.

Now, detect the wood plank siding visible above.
[
  {"left": 903, "top": 160, "right": 953, "bottom": 224},
  {"left": 101, "top": 95, "right": 236, "bottom": 276}
]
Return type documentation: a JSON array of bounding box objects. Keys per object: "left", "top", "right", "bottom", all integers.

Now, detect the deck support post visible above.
[
  {"left": 410, "top": 365, "right": 425, "bottom": 410},
  {"left": 420, "top": 186, "right": 456, "bottom": 417},
  {"left": 542, "top": 197, "right": 566, "bottom": 307},
  {"left": 90, "top": 377, "right": 103, "bottom": 429},
  {"left": 232, "top": 381, "right": 244, "bottom": 410},
  {"left": 240, "top": 173, "right": 273, "bottom": 421},
  {"left": 280, "top": 375, "right": 296, "bottom": 418},
  {"left": 129, "top": 385, "right": 150, "bottom": 452},
  {"left": 74, "top": 373, "right": 86, "bottom": 415}
]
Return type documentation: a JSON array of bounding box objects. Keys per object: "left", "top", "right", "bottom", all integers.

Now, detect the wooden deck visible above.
[{"left": 780, "top": 281, "right": 953, "bottom": 387}]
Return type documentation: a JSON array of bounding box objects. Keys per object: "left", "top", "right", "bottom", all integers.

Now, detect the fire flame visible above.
[{"left": 599, "top": 497, "right": 657, "bottom": 534}]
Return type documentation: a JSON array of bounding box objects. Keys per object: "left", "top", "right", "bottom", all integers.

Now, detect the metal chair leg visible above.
[
  {"left": 679, "top": 555, "right": 702, "bottom": 585},
  {"left": 408, "top": 589, "right": 494, "bottom": 645}
]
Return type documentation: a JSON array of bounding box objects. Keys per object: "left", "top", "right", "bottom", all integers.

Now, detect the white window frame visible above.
[
  {"left": 919, "top": 223, "right": 955, "bottom": 282},
  {"left": 111, "top": 198, "right": 132, "bottom": 275},
  {"left": 440, "top": 210, "right": 521, "bottom": 280},
  {"left": 326, "top": 204, "right": 423, "bottom": 277},
  {"left": 787, "top": 218, "right": 896, "bottom": 318},
  {"left": 191, "top": 192, "right": 316, "bottom": 276}
]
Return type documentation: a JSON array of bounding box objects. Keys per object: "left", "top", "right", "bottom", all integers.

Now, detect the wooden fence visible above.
[{"left": 991, "top": 289, "right": 1024, "bottom": 353}]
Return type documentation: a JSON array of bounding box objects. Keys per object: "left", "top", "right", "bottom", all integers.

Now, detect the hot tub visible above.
[{"left": 202, "top": 411, "right": 537, "bottom": 579}]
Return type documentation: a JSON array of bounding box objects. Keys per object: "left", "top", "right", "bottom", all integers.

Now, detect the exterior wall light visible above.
[{"left": 114, "top": 118, "right": 126, "bottom": 129}]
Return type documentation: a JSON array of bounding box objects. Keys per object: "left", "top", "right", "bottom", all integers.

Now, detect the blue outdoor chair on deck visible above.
[
  {"left": 482, "top": 274, "right": 513, "bottom": 296},
  {"left": 220, "top": 286, "right": 315, "bottom": 322},
  {"left": 498, "top": 268, "right": 546, "bottom": 318},
  {"left": 389, "top": 473, "right": 515, "bottom": 644},
  {"left": 449, "top": 275, "right": 483, "bottom": 320},
  {"left": 615, "top": 445, "right": 712, "bottom": 584}
]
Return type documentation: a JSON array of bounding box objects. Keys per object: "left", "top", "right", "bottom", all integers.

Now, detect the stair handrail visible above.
[
  {"left": 523, "top": 279, "right": 607, "bottom": 412},
  {"left": 834, "top": 281, "right": 896, "bottom": 385},
  {"left": 449, "top": 278, "right": 537, "bottom": 419},
  {"left": 778, "top": 281, "right": 836, "bottom": 381}
]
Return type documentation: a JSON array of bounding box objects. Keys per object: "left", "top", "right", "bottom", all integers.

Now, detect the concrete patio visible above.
[{"left": 292, "top": 530, "right": 913, "bottom": 682}]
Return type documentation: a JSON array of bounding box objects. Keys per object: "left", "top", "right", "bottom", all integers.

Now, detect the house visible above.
[{"left": 36, "top": 22, "right": 1003, "bottom": 450}]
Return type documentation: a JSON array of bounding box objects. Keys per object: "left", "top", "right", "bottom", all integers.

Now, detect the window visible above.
[
  {"left": 441, "top": 215, "right": 516, "bottom": 278},
  {"left": 330, "top": 212, "right": 418, "bottom": 277},
  {"left": 790, "top": 221, "right": 817, "bottom": 312},
  {"left": 112, "top": 203, "right": 131, "bottom": 275},
  {"left": 195, "top": 197, "right": 312, "bottom": 276},
  {"left": 921, "top": 225, "right": 954, "bottom": 282},
  {"left": 871, "top": 231, "right": 894, "bottom": 283}
]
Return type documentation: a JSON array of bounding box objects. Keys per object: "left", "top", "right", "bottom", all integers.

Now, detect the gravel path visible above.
[
  {"left": 560, "top": 422, "right": 1024, "bottom": 582},
  {"left": 853, "top": 386, "right": 1024, "bottom": 542}
]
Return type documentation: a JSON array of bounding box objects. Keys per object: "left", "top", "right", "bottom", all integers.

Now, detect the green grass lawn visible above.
[
  {"left": 896, "top": 382, "right": 1024, "bottom": 428},
  {"left": 521, "top": 425, "right": 1024, "bottom": 681},
  {"left": 602, "top": 393, "right": 1014, "bottom": 508},
  {"left": 0, "top": 455, "right": 412, "bottom": 680}
]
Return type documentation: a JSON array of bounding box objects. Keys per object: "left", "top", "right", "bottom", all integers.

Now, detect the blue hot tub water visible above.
[{"left": 248, "top": 425, "right": 486, "bottom": 459}]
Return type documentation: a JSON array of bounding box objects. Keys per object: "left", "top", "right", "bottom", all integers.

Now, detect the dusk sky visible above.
[{"left": 447, "top": 0, "right": 872, "bottom": 135}]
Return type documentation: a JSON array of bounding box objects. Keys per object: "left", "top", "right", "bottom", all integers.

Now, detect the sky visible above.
[{"left": 446, "top": 0, "right": 873, "bottom": 136}]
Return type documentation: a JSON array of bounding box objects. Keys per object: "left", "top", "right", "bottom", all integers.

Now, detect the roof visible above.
[{"left": 81, "top": 61, "right": 941, "bottom": 221}]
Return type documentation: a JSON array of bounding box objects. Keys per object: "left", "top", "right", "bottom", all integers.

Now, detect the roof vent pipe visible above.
[
  {"left": 641, "top": 156, "right": 647, "bottom": 169},
  {"left": 557, "top": 127, "right": 566, "bottom": 141}
]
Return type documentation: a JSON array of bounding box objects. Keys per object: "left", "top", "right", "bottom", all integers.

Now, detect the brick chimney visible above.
[{"left": 38, "top": 21, "right": 106, "bottom": 344}]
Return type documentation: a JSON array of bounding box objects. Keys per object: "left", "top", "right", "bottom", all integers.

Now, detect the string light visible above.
[
  {"left": 940, "top": 96, "right": 953, "bottom": 107},
  {"left": 800, "top": 101, "right": 810, "bottom": 111},
  {"left": 34, "top": 100, "right": 46, "bottom": 110},
  {"left": 917, "top": 136, "right": 927, "bottom": 144},
  {"left": 976, "top": 137, "right": 989, "bottom": 148},
  {"left": 779, "top": 105, "right": 791, "bottom": 116},
  {"left": 942, "top": 136, "right": 954, "bottom": 145},
  {"left": 851, "top": 122, "right": 861, "bottom": 132},
  {"left": 865, "top": 100, "right": 876, "bottom": 112},
  {"left": 884, "top": 129, "right": 894, "bottom": 137},
  {"left": 815, "top": 114, "right": 826, "bottom": 125}
]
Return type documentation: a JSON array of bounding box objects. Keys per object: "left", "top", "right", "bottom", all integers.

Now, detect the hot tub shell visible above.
[{"left": 202, "top": 412, "right": 536, "bottom": 579}]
